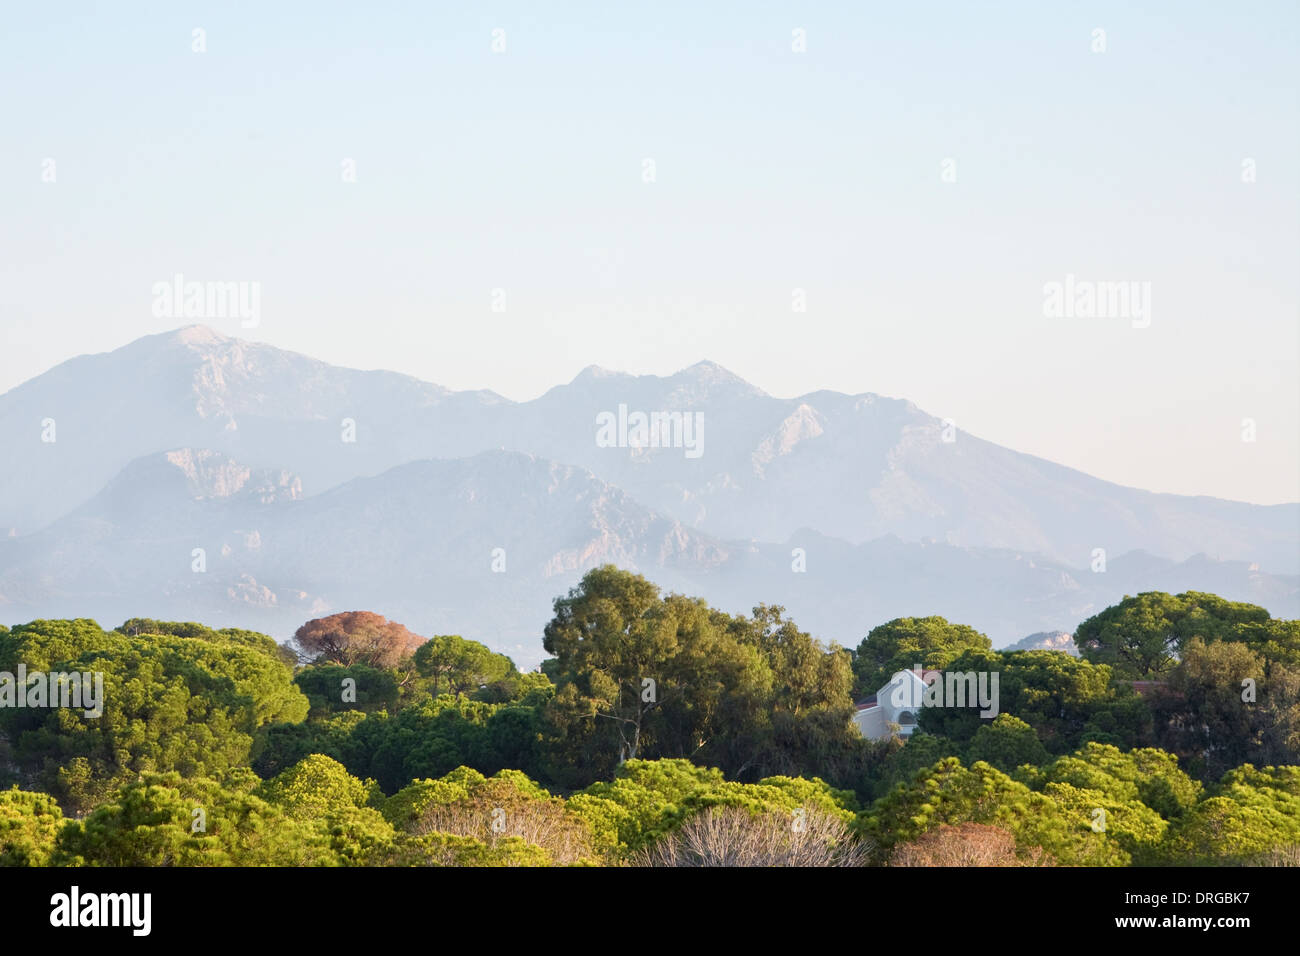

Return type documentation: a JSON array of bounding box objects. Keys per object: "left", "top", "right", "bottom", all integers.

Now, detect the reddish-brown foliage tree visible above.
[
  {"left": 889, "top": 822, "right": 1053, "bottom": 867},
  {"left": 635, "top": 806, "right": 870, "bottom": 867},
  {"left": 293, "top": 611, "right": 425, "bottom": 668}
]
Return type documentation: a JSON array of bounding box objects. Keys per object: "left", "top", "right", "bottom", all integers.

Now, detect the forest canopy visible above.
[{"left": 0, "top": 573, "right": 1296, "bottom": 867}]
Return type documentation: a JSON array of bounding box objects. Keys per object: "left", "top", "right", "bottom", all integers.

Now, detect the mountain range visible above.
[{"left": 1, "top": 325, "right": 1295, "bottom": 666}]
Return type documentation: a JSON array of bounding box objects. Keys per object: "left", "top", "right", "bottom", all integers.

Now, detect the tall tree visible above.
[
  {"left": 1152, "top": 638, "right": 1300, "bottom": 779},
  {"left": 293, "top": 611, "right": 425, "bottom": 670},
  {"left": 542, "top": 567, "right": 695, "bottom": 771},
  {"left": 541, "top": 567, "right": 861, "bottom": 788},
  {"left": 412, "top": 634, "right": 514, "bottom": 697},
  {"left": 1075, "top": 591, "right": 1274, "bottom": 679},
  {"left": 852, "top": 616, "right": 991, "bottom": 696}
]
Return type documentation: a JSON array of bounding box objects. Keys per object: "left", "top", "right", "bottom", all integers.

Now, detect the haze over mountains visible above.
[{"left": 1, "top": 326, "right": 1295, "bottom": 665}]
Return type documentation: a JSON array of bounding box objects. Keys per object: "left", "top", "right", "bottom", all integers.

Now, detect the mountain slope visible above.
[
  {"left": 0, "top": 448, "right": 1292, "bottom": 667},
  {"left": 0, "top": 325, "right": 508, "bottom": 533},
  {"left": 2, "top": 326, "right": 1295, "bottom": 576}
]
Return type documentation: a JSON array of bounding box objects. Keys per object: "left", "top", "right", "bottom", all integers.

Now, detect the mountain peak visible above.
[
  {"left": 668, "top": 359, "right": 767, "bottom": 399},
  {"left": 678, "top": 358, "right": 740, "bottom": 379},
  {"left": 70, "top": 447, "right": 303, "bottom": 524},
  {"left": 569, "top": 360, "right": 761, "bottom": 393},
  {"left": 168, "top": 324, "right": 231, "bottom": 347},
  {"left": 571, "top": 364, "right": 627, "bottom": 384}
]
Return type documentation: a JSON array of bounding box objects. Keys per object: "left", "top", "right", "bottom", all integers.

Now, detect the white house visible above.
[{"left": 851, "top": 668, "right": 937, "bottom": 741}]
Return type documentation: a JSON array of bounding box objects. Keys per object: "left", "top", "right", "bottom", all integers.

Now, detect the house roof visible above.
[{"left": 875, "top": 668, "right": 935, "bottom": 697}]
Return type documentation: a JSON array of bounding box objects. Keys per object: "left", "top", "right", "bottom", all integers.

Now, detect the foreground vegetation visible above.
[{"left": 1, "top": 568, "right": 1297, "bottom": 866}]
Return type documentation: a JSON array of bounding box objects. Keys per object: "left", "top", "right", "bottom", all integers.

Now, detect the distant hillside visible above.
[
  {"left": 1003, "top": 631, "right": 1080, "bottom": 655},
  {"left": 1, "top": 447, "right": 1292, "bottom": 668}
]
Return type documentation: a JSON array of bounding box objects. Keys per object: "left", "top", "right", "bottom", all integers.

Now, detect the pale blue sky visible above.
[{"left": 2, "top": 1, "right": 1297, "bottom": 503}]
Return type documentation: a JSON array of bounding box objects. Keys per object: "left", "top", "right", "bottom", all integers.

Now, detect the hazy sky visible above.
[{"left": 2, "top": 2, "right": 1297, "bottom": 504}]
